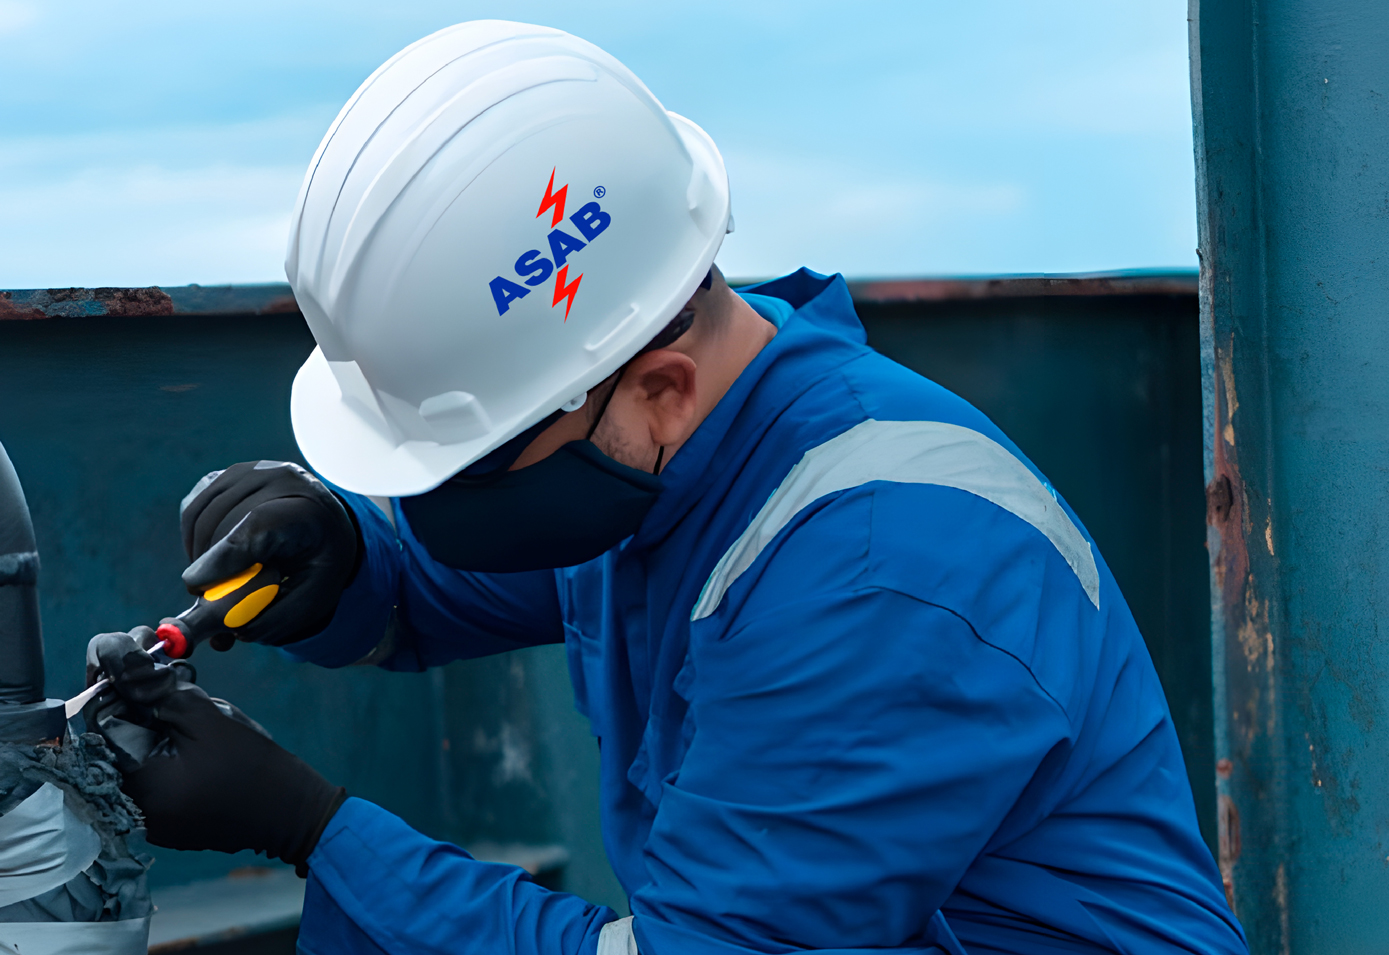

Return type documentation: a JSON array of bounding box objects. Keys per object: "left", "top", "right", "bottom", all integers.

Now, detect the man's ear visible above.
[{"left": 627, "top": 349, "right": 698, "bottom": 446}]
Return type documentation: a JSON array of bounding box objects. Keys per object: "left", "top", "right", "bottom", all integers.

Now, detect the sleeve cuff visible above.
[
  {"left": 305, "top": 798, "right": 617, "bottom": 955},
  {"left": 280, "top": 490, "right": 402, "bottom": 668}
]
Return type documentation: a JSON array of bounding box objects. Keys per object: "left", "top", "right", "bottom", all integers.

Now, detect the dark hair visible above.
[{"left": 636, "top": 268, "right": 712, "bottom": 355}]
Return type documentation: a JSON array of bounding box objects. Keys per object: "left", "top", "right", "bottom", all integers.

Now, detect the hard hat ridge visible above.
[
  {"left": 286, "top": 21, "right": 732, "bottom": 497},
  {"left": 286, "top": 21, "right": 572, "bottom": 300}
]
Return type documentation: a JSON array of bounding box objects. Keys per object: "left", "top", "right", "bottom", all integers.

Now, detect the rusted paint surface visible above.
[
  {"left": 848, "top": 271, "right": 1197, "bottom": 304},
  {"left": 0, "top": 293, "right": 45, "bottom": 321},
  {"left": 164, "top": 284, "right": 301, "bottom": 316},
  {"left": 3, "top": 274, "right": 1196, "bottom": 319},
  {"left": 1194, "top": 0, "right": 1389, "bottom": 948},
  {"left": 260, "top": 295, "right": 301, "bottom": 314},
  {"left": 1217, "top": 789, "right": 1240, "bottom": 909},
  {"left": 0, "top": 287, "right": 173, "bottom": 319},
  {"left": 1205, "top": 334, "right": 1283, "bottom": 927},
  {"left": 0, "top": 284, "right": 299, "bottom": 319}
]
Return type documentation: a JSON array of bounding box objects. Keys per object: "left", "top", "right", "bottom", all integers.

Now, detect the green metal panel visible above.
[{"left": 1191, "top": 0, "right": 1389, "bottom": 949}]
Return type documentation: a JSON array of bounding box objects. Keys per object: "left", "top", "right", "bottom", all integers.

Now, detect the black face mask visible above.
[{"left": 398, "top": 439, "right": 662, "bottom": 572}]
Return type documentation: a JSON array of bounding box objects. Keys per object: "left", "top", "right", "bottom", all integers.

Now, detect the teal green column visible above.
[{"left": 1191, "top": 0, "right": 1389, "bottom": 950}]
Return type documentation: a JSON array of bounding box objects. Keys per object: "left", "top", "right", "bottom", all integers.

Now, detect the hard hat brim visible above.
[{"left": 291, "top": 347, "right": 500, "bottom": 497}]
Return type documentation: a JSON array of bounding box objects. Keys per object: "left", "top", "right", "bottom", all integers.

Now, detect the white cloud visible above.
[
  {"left": 0, "top": 1, "right": 35, "bottom": 37},
  {"left": 0, "top": 115, "right": 326, "bottom": 287},
  {"left": 0, "top": 157, "right": 301, "bottom": 288},
  {"left": 0, "top": 113, "right": 326, "bottom": 182},
  {"left": 717, "top": 150, "right": 1027, "bottom": 279},
  {"left": 1011, "top": 48, "right": 1195, "bottom": 137}
]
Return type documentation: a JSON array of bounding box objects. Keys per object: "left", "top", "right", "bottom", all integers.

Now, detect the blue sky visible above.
[{"left": 0, "top": 1, "right": 1195, "bottom": 287}]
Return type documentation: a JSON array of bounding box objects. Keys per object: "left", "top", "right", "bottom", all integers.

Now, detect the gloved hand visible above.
[
  {"left": 84, "top": 626, "right": 250, "bottom": 729},
  {"left": 86, "top": 625, "right": 175, "bottom": 694},
  {"left": 180, "top": 461, "right": 359, "bottom": 648},
  {"left": 87, "top": 632, "right": 347, "bottom": 873}
]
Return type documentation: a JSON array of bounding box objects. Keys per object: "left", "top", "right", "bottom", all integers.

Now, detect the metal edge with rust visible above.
[{"left": 0, "top": 271, "right": 1199, "bottom": 321}]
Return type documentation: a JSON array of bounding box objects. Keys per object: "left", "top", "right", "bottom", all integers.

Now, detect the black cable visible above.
[{"left": 586, "top": 366, "right": 628, "bottom": 441}]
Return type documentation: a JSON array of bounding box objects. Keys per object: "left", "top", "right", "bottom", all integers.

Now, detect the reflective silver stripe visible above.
[
  {"left": 597, "top": 916, "right": 638, "bottom": 955},
  {"left": 366, "top": 495, "right": 397, "bottom": 531},
  {"left": 691, "top": 419, "right": 1100, "bottom": 621}
]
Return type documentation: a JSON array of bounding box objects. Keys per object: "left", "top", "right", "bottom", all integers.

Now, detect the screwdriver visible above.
[
  {"left": 153, "top": 561, "right": 283, "bottom": 658},
  {"left": 64, "top": 562, "right": 283, "bottom": 720}
]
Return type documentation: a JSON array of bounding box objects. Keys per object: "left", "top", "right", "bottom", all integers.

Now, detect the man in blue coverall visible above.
[{"left": 88, "top": 21, "right": 1247, "bottom": 955}]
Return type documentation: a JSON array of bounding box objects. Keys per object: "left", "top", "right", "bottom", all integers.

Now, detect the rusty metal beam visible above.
[
  {"left": 848, "top": 271, "right": 1197, "bottom": 303},
  {"left": 1, "top": 273, "right": 1199, "bottom": 321},
  {"left": 0, "top": 285, "right": 298, "bottom": 320},
  {"left": 1191, "top": 0, "right": 1389, "bottom": 949}
]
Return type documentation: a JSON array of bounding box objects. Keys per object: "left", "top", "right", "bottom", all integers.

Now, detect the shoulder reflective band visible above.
[
  {"left": 597, "top": 916, "right": 638, "bottom": 955},
  {"left": 691, "top": 419, "right": 1100, "bottom": 621}
]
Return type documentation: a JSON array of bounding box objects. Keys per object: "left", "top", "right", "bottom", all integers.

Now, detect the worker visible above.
[{"left": 88, "top": 20, "right": 1247, "bottom": 955}]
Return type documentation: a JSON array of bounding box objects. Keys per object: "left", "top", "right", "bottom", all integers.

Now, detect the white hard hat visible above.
[{"left": 286, "top": 20, "right": 731, "bottom": 497}]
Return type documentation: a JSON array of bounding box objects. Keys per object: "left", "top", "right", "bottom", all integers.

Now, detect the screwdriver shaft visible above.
[{"left": 64, "top": 639, "right": 166, "bottom": 720}]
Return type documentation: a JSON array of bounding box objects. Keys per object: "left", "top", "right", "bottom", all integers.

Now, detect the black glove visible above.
[
  {"left": 87, "top": 632, "right": 346, "bottom": 873},
  {"left": 84, "top": 627, "right": 194, "bottom": 773},
  {"left": 180, "top": 461, "right": 359, "bottom": 648},
  {"left": 86, "top": 625, "right": 176, "bottom": 695}
]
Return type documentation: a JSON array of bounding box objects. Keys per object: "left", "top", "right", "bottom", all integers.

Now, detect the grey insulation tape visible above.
[
  {"left": 0, "top": 784, "right": 101, "bottom": 909},
  {"left": 0, "top": 737, "right": 152, "bottom": 925},
  {"left": 0, "top": 554, "right": 36, "bottom": 588},
  {"left": 0, "top": 915, "right": 151, "bottom": 954}
]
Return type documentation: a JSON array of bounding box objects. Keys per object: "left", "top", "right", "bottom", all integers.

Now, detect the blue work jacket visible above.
[{"left": 287, "top": 269, "right": 1247, "bottom": 955}]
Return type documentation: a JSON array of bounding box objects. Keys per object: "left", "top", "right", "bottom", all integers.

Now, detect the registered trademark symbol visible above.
[{"left": 593, "top": 186, "right": 606, "bottom": 198}]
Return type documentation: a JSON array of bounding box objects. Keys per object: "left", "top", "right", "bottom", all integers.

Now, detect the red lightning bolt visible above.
[
  {"left": 536, "top": 167, "right": 568, "bottom": 228},
  {"left": 552, "top": 265, "right": 583, "bottom": 320}
]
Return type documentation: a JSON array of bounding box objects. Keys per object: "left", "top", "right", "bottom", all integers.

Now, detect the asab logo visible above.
[{"left": 488, "top": 168, "right": 611, "bottom": 320}]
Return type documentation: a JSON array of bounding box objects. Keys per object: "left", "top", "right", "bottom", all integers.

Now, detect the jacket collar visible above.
[{"left": 629, "top": 269, "right": 867, "bottom": 548}]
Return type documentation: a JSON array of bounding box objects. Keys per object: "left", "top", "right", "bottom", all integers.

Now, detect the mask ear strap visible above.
[
  {"left": 652, "top": 446, "right": 665, "bottom": 476},
  {"left": 586, "top": 366, "right": 628, "bottom": 441}
]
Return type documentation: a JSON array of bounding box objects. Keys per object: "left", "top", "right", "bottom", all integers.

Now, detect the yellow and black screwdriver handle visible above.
[{"left": 154, "top": 563, "right": 282, "bottom": 658}]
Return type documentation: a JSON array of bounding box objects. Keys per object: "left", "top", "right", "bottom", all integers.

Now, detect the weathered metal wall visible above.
[
  {"left": 1191, "top": 0, "right": 1389, "bottom": 949},
  {"left": 0, "top": 275, "right": 1214, "bottom": 915}
]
